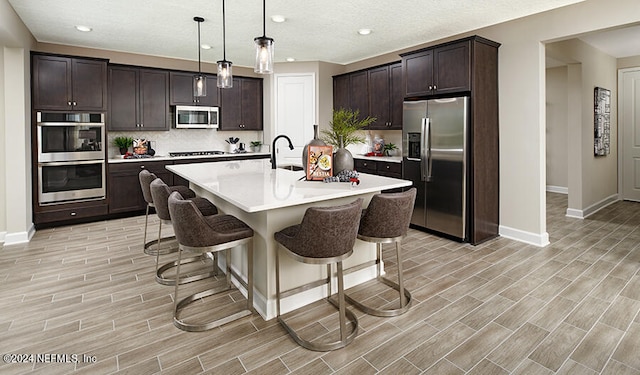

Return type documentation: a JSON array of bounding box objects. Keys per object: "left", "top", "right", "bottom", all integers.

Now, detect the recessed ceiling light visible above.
[
  {"left": 271, "top": 15, "right": 286, "bottom": 23},
  {"left": 286, "top": 57, "right": 295, "bottom": 62},
  {"left": 201, "top": 44, "right": 212, "bottom": 50},
  {"left": 358, "top": 28, "right": 372, "bottom": 35},
  {"left": 75, "top": 25, "right": 92, "bottom": 32}
]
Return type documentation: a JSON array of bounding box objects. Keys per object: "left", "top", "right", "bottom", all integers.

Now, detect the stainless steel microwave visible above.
[{"left": 175, "top": 105, "right": 219, "bottom": 129}]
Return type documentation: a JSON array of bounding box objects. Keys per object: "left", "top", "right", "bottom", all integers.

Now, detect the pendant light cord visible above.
[
  {"left": 262, "top": 0, "right": 266, "bottom": 37},
  {"left": 222, "top": 0, "right": 227, "bottom": 61},
  {"left": 197, "top": 20, "right": 202, "bottom": 74}
]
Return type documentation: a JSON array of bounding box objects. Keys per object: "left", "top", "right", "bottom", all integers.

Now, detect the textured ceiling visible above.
[{"left": 9, "top": 0, "right": 588, "bottom": 67}]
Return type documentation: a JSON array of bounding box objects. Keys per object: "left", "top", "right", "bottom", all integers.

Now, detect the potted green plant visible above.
[
  {"left": 384, "top": 142, "right": 398, "bottom": 156},
  {"left": 320, "top": 108, "right": 376, "bottom": 173},
  {"left": 320, "top": 108, "right": 376, "bottom": 148},
  {"left": 250, "top": 141, "right": 262, "bottom": 153},
  {"left": 114, "top": 136, "right": 133, "bottom": 155}
]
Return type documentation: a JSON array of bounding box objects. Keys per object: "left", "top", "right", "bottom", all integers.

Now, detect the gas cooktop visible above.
[{"left": 169, "top": 150, "right": 225, "bottom": 157}]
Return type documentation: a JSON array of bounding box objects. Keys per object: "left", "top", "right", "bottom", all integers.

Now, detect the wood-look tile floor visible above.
[{"left": 1, "top": 193, "right": 640, "bottom": 374}]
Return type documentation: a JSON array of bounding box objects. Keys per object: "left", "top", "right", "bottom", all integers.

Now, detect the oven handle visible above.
[
  {"left": 37, "top": 122, "right": 105, "bottom": 127},
  {"left": 38, "top": 160, "right": 105, "bottom": 167}
]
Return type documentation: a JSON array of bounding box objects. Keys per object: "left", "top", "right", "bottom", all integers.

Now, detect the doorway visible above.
[
  {"left": 274, "top": 74, "right": 316, "bottom": 160},
  {"left": 619, "top": 67, "right": 640, "bottom": 202}
]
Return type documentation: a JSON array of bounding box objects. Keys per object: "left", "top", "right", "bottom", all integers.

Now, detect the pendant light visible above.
[
  {"left": 193, "top": 16, "right": 207, "bottom": 97},
  {"left": 254, "top": 0, "right": 274, "bottom": 74},
  {"left": 217, "top": 0, "right": 233, "bottom": 88}
]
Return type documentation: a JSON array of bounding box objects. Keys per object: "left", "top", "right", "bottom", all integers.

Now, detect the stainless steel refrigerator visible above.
[{"left": 402, "top": 97, "right": 468, "bottom": 240}]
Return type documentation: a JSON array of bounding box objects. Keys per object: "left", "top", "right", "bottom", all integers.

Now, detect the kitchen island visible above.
[{"left": 167, "top": 158, "right": 411, "bottom": 320}]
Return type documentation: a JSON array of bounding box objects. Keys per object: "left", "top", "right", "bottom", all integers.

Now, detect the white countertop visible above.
[
  {"left": 108, "top": 152, "right": 271, "bottom": 163},
  {"left": 166, "top": 159, "right": 411, "bottom": 213}
]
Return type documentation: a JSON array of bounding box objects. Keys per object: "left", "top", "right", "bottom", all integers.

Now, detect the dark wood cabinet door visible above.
[
  {"left": 368, "top": 66, "right": 391, "bottom": 129},
  {"left": 219, "top": 78, "right": 242, "bottom": 130},
  {"left": 349, "top": 71, "right": 369, "bottom": 117},
  {"left": 71, "top": 59, "right": 107, "bottom": 111},
  {"left": 433, "top": 41, "right": 471, "bottom": 94},
  {"left": 403, "top": 49, "right": 433, "bottom": 98},
  {"left": 333, "top": 74, "right": 349, "bottom": 111},
  {"left": 389, "top": 63, "right": 404, "bottom": 130},
  {"left": 108, "top": 66, "right": 138, "bottom": 130},
  {"left": 240, "top": 78, "right": 263, "bottom": 130},
  {"left": 170, "top": 71, "right": 218, "bottom": 106},
  {"left": 139, "top": 69, "right": 169, "bottom": 130},
  {"left": 108, "top": 161, "right": 172, "bottom": 213},
  {"left": 32, "top": 55, "right": 72, "bottom": 110}
]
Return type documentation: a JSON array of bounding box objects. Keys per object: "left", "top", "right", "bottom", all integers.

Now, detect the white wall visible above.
[
  {"left": 0, "top": 0, "right": 35, "bottom": 244},
  {"left": 546, "top": 39, "right": 618, "bottom": 218},
  {"left": 546, "top": 66, "right": 569, "bottom": 193}
]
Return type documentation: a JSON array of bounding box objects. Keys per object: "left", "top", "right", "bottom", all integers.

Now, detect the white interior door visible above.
[
  {"left": 274, "top": 74, "right": 316, "bottom": 161},
  {"left": 620, "top": 68, "right": 640, "bottom": 202}
]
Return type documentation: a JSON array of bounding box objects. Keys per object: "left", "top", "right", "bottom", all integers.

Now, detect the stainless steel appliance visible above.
[
  {"left": 37, "top": 112, "right": 105, "bottom": 162},
  {"left": 175, "top": 105, "right": 219, "bottom": 128},
  {"left": 402, "top": 97, "right": 468, "bottom": 240},
  {"left": 36, "top": 111, "right": 106, "bottom": 204},
  {"left": 38, "top": 160, "right": 106, "bottom": 204},
  {"left": 168, "top": 150, "right": 225, "bottom": 157}
]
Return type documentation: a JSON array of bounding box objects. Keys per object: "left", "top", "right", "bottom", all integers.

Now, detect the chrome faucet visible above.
[{"left": 271, "top": 135, "right": 295, "bottom": 169}]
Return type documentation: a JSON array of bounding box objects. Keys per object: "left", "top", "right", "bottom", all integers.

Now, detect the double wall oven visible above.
[{"left": 36, "top": 112, "right": 106, "bottom": 205}]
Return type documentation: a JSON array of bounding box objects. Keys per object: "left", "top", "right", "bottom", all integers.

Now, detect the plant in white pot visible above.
[{"left": 320, "top": 108, "right": 376, "bottom": 174}]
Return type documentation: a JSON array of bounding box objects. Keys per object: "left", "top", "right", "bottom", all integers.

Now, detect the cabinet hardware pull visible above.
[
  {"left": 68, "top": 101, "right": 72, "bottom": 105},
  {"left": 73, "top": 101, "right": 77, "bottom": 106},
  {"left": 70, "top": 212, "right": 77, "bottom": 216},
  {"left": 140, "top": 166, "right": 145, "bottom": 169}
]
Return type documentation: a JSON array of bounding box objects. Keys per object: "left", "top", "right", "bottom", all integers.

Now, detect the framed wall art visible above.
[{"left": 594, "top": 86, "right": 611, "bottom": 156}]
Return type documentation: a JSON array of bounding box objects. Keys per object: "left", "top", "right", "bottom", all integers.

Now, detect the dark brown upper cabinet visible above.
[
  {"left": 169, "top": 71, "right": 219, "bottom": 107},
  {"left": 368, "top": 62, "right": 403, "bottom": 130},
  {"left": 108, "top": 65, "right": 169, "bottom": 131},
  {"left": 32, "top": 54, "right": 108, "bottom": 111},
  {"left": 219, "top": 77, "right": 263, "bottom": 131},
  {"left": 402, "top": 40, "right": 471, "bottom": 98},
  {"left": 333, "top": 61, "right": 403, "bottom": 130}
]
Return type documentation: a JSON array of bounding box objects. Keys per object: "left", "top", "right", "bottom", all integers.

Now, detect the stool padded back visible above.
[
  {"left": 139, "top": 170, "right": 158, "bottom": 205},
  {"left": 150, "top": 178, "right": 173, "bottom": 221},
  {"left": 275, "top": 199, "right": 363, "bottom": 259},
  {"left": 168, "top": 192, "right": 252, "bottom": 248},
  {"left": 359, "top": 188, "right": 417, "bottom": 239}
]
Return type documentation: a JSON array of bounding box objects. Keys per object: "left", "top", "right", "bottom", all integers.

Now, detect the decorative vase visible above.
[
  {"left": 333, "top": 136, "right": 354, "bottom": 174},
  {"left": 302, "top": 124, "right": 326, "bottom": 169},
  {"left": 119, "top": 147, "right": 128, "bottom": 155}
]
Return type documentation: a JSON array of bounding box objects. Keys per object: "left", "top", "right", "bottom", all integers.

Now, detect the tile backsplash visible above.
[{"left": 107, "top": 129, "right": 264, "bottom": 158}]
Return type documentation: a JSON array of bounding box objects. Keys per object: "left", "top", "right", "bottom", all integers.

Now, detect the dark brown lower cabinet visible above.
[
  {"left": 108, "top": 161, "right": 173, "bottom": 214},
  {"left": 355, "top": 159, "right": 403, "bottom": 192}
]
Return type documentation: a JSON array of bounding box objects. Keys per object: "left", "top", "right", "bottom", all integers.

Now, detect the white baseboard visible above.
[
  {"left": 546, "top": 185, "right": 568, "bottom": 194},
  {"left": 499, "top": 225, "right": 550, "bottom": 247},
  {"left": 565, "top": 194, "right": 619, "bottom": 219},
  {"left": 2, "top": 224, "right": 36, "bottom": 245}
]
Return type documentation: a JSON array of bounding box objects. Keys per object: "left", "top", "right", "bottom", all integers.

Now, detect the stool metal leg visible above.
[
  {"left": 173, "top": 238, "right": 254, "bottom": 332},
  {"left": 396, "top": 240, "right": 407, "bottom": 307},
  {"left": 343, "top": 238, "right": 412, "bottom": 317},
  {"left": 337, "top": 261, "right": 347, "bottom": 342}
]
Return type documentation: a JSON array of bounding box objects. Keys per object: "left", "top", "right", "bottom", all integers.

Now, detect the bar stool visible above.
[
  {"left": 274, "top": 198, "right": 363, "bottom": 351},
  {"left": 344, "top": 188, "right": 417, "bottom": 317},
  {"left": 168, "top": 191, "right": 254, "bottom": 332},
  {"left": 138, "top": 169, "right": 195, "bottom": 256},
  {"left": 150, "top": 178, "right": 219, "bottom": 286}
]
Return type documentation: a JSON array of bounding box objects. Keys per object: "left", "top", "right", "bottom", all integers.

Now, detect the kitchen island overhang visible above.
[{"left": 167, "top": 159, "right": 412, "bottom": 320}]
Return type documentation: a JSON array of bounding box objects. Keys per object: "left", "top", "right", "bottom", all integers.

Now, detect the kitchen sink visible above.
[{"left": 278, "top": 165, "right": 304, "bottom": 171}]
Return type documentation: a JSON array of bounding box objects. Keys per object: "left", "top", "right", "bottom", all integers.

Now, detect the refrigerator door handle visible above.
[
  {"left": 424, "top": 117, "right": 433, "bottom": 182},
  {"left": 420, "top": 118, "right": 428, "bottom": 181}
]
